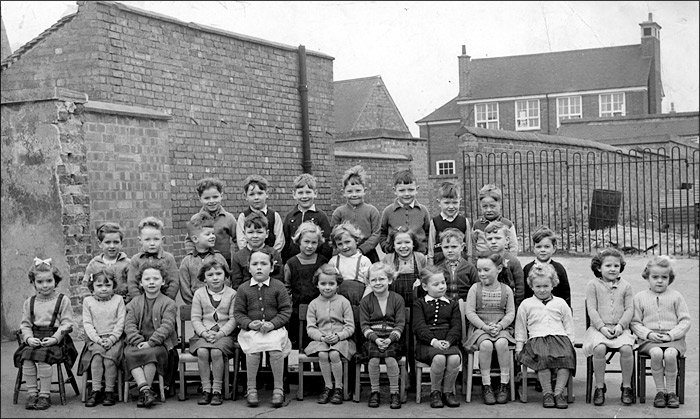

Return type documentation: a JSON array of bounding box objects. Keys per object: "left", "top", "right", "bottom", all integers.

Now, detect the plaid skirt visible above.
[
  {"left": 390, "top": 274, "right": 417, "bottom": 309},
  {"left": 338, "top": 280, "right": 366, "bottom": 307},
  {"left": 359, "top": 329, "right": 405, "bottom": 361},
  {"left": 13, "top": 326, "right": 78, "bottom": 368},
  {"left": 518, "top": 335, "right": 576, "bottom": 376}
]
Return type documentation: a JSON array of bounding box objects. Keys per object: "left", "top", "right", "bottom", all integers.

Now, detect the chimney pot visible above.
[
  {"left": 648, "top": 12, "right": 653, "bottom": 21},
  {"left": 462, "top": 45, "right": 466, "bottom": 55}
]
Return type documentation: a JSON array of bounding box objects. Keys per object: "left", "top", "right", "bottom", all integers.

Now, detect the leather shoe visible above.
[
  {"left": 496, "top": 383, "right": 510, "bottom": 404},
  {"left": 86, "top": 389, "right": 103, "bottom": 407},
  {"left": 330, "top": 388, "right": 343, "bottom": 404},
  {"left": 142, "top": 387, "right": 156, "bottom": 407},
  {"left": 443, "top": 391, "right": 460, "bottom": 407},
  {"left": 368, "top": 391, "right": 380, "bottom": 408},
  {"left": 246, "top": 391, "right": 259, "bottom": 407},
  {"left": 554, "top": 393, "right": 568, "bottom": 409},
  {"left": 210, "top": 392, "right": 223, "bottom": 406},
  {"left": 482, "top": 385, "right": 496, "bottom": 405},
  {"left": 593, "top": 385, "right": 606, "bottom": 406},
  {"left": 35, "top": 395, "right": 51, "bottom": 410},
  {"left": 25, "top": 393, "right": 38, "bottom": 410},
  {"left": 198, "top": 391, "right": 212, "bottom": 405},
  {"left": 542, "top": 392, "right": 555, "bottom": 408},
  {"left": 390, "top": 392, "right": 401, "bottom": 409},
  {"left": 317, "top": 387, "right": 332, "bottom": 404},
  {"left": 653, "top": 391, "right": 666, "bottom": 408},
  {"left": 430, "top": 390, "right": 444, "bottom": 408},
  {"left": 103, "top": 391, "right": 117, "bottom": 406},
  {"left": 666, "top": 392, "right": 679, "bottom": 408},
  {"left": 621, "top": 386, "right": 634, "bottom": 405},
  {"left": 136, "top": 390, "right": 145, "bottom": 408},
  {"left": 270, "top": 392, "right": 285, "bottom": 408}
]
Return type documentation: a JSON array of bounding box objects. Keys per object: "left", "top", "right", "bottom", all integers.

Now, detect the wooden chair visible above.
[
  {"left": 295, "top": 303, "right": 350, "bottom": 401},
  {"left": 353, "top": 307, "right": 409, "bottom": 404},
  {"left": 80, "top": 362, "right": 124, "bottom": 402},
  {"left": 583, "top": 302, "right": 636, "bottom": 403},
  {"left": 13, "top": 330, "right": 80, "bottom": 405},
  {"left": 177, "top": 304, "right": 237, "bottom": 400},
  {"left": 413, "top": 299, "right": 467, "bottom": 403},
  {"left": 637, "top": 351, "right": 685, "bottom": 404},
  {"left": 123, "top": 373, "right": 166, "bottom": 403},
  {"left": 460, "top": 299, "right": 516, "bottom": 403}
]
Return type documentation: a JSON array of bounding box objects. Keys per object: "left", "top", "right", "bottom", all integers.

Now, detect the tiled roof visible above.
[
  {"left": 419, "top": 44, "right": 650, "bottom": 123},
  {"left": 1, "top": 13, "right": 77, "bottom": 70},
  {"left": 334, "top": 76, "right": 380, "bottom": 134}
]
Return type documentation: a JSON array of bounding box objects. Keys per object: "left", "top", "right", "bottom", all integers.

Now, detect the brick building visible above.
[
  {"left": 1, "top": 1, "right": 334, "bottom": 337},
  {"left": 418, "top": 13, "right": 665, "bottom": 177}
]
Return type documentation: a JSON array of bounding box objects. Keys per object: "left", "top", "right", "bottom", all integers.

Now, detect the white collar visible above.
[
  {"left": 440, "top": 212, "right": 457, "bottom": 222},
  {"left": 250, "top": 278, "right": 271, "bottom": 288},
  {"left": 298, "top": 204, "right": 317, "bottom": 213},
  {"left": 424, "top": 295, "right": 450, "bottom": 304}
]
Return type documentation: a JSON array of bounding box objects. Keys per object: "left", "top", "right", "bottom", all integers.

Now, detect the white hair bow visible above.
[{"left": 33, "top": 257, "right": 52, "bottom": 266}]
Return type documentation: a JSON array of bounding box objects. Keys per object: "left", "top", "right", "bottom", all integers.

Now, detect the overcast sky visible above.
[{"left": 2, "top": 1, "right": 698, "bottom": 137}]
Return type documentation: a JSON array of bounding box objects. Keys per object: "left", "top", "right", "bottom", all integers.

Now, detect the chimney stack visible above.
[
  {"left": 640, "top": 14, "right": 663, "bottom": 114},
  {"left": 458, "top": 45, "right": 472, "bottom": 98}
]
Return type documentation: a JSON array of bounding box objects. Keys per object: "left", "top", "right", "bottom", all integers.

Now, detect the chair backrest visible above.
[
  {"left": 584, "top": 300, "right": 590, "bottom": 329},
  {"left": 458, "top": 298, "right": 468, "bottom": 341},
  {"left": 180, "top": 304, "right": 192, "bottom": 352},
  {"left": 298, "top": 303, "right": 309, "bottom": 346}
]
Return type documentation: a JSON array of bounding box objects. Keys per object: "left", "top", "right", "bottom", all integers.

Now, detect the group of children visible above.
[{"left": 14, "top": 167, "right": 691, "bottom": 413}]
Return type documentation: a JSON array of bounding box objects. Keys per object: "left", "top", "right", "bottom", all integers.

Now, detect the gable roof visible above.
[
  {"left": 1, "top": 12, "right": 78, "bottom": 70},
  {"left": 462, "top": 44, "right": 650, "bottom": 101},
  {"left": 333, "top": 75, "right": 412, "bottom": 137},
  {"left": 416, "top": 96, "right": 461, "bottom": 124}
]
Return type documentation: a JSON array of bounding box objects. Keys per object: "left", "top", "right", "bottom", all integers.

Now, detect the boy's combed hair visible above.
[
  {"left": 138, "top": 216, "right": 164, "bottom": 233},
  {"left": 244, "top": 211, "right": 268, "bottom": 230},
  {"left": 293, "top": 173, "right": 317, "bottom": 190},
  {"left": 437, "top": 182, "right": 460, "bottom": 200},
  {"left": 385, "top": 229, "right": 418, "bottom": 254},
  {"left": 392, "top": 169, "right": 416, "bottom": 186},
  {"left": 478, "top": 184, "right": 502, "bottom": 202},
  {"left": 419, "top": 264, "right": 443, "bottom": 285},
  {"left": 342, "top": 165, "right": 367, "bottom": 187},
  {"left": 526, "top": 263, "right": 560, "bottom": 288},
  {"left": 312, "top": 263, "right": 344, "bottom": 287},
  {"left": 196, "top": 177, "right": 224, "bottom": 196},
  {"left": 483, "top": 220, "right": 508, "bottom": 236},
  {"left": 243, "top": 174, "right": 269, "bottom": 193},
  {"left": 590, "top": 248, "right": 626, "bottom": 278},
  {"left": 531, "top": 225, "right": 557, "bottom": 246},
  {"left": 86, "top": 269, "right": 117, "bottom": 292},
  {"left": 247, "top": 247, "right": 275, "bottom": 266},
  {"left": 197, "top": 256, "right": 231, "bottom": 284},
  {"left": 28, "top": 258, "right": 65, "bottom": 285},
  {"left": 368, "top": 262, "right": 397, "bottom": 282},
  {"left": 439, "top": 227, "right": 465, "bottom": 244},
  {"left": 641, "top": 255, "right": 676, "bottom": 284},
  {"left": 135, "top": 260, "right": 169, "bottom": 292},
  {"left": 188, "top": 212, "right": 215, "bottom": 236},
  {"left": 292, "top": 221, "right": 324, "bottom": 245},
  {"left": 96, "top": 222, "right": 124, "bottom": 242},
  {"left": 330, "top": 221, "right": 363, "bottom": 245}
]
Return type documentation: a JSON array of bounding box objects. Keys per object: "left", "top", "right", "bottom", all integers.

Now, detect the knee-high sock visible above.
[
  {"left": 37, "top": 362, "right": 52, "bottom": 397},
  {"left": 103, "top": 358, "right": 117, "bottom": 392},
  {"left": 368, "top": 358, "right": 381, "bottom": 393},
  {"left": 442, "top": 355, "right": 461, "bottom": 393},
  {"left": 386, "top": 357, "right": 400, "bottom": 394},
  {"left": 269, "top": 350, "right": 285, "bottom": 393},
  {"left": 430, "top": 355, "right": 446, "bottom": 392},
  {"left": 318, "top": 352, "right": 333, "bottom": 389},
  {"left": 537, "top": 369, "right": 553, "bottom": 394},
  {"left": 330, "top": 351, "right": 344, "bottom": 389},
  {"left": 91, "top": 354, "right": 105, "bottom": 391},
  {"left": 22, "top": 361, "right": 38, "bottom": 395},
  {"left": 620, "top": 348, "right": 634, "bottom": 387},
  {"left": 554, "top": 368, "right": 570, "bottom": 395},
  {"left": 246, "top": 353, "right": 261, "bottom": 393}
]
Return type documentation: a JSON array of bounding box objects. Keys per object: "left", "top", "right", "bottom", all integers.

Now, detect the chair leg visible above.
[
  {"left": 64, "top": 363, "right": 80, "bottom": 396},
  {"left": 415, "top": 363, "right": 421, "bottom": 404},
  {"left": 585, "top": 356, "right": 593, "bottom": 403},
  {"left": 400, "top": 361, "right": 407, "bottom": 404},
  {"left": 638, "top": 355, "right": 646, "bottom": 404},
  {"left": 124, "top": 379, "right": 130, "bottom": 403},
  {"left": 231, "top": 350, "right": 240, "bottom": 401},
  {"left": 509, "top": 351, "right": 516, "bottom": 402},
  {"left": 178, "top": 366, "right": 186, "bottom": 401},
  {"left": 520, "top": 364, "right": 527, "bottom": 402},
  {"left": 354, "top": 363, "right": 361, "bottom": 403},
  {"left": 223, "top": 356, "right": 231, "bottom": 400},
  {"left": 566, "top": 374, "right": 574, "bottom": 403},
  {"left": 56, "top": 362, "right": 67, "bottom": 405},
  {"left": 81, "top": 371, "right": 89, "bottom": 403},
  {"left": 465, "top": 353, "right": 473, "bottom": 403},
  {"left": 118, "top": 369, "right": 124, "bottom": 402},
  {"left": 343, "top": 360, "right": 350, "bottom": 401},
  {"left": 678, "top": 356, "right": 685, "bottom": 404},
  {"left": 158, "top": 375, "right": 166, "bottom": 402},
  {"left": 297, "top": 362, "right": 304, "bottom": 400},
  {"left": 13, "top": 367, "right": 23, "bottom": 404}
]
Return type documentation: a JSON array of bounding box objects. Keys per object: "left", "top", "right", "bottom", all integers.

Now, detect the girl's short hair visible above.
[
  {"left": 330, "top": 221, "right": 363, "bottom": 246},
  {"left": 476, "top": 253, "right": 504, "bottom": 268},
  {"left": 531, "top": 226, "right": 557, "bottom": 246},
  {"left": 248, "top": 247, "right": 275, "bottom": 266},
  {"left": 484, "top": 221, "right": 508, "bottom": 236},
  {"left": 28, "top": 258, "right": 65, "bottom": 285},
  {"left": 526, "top": 263, "right": 560, "bottom": 288},
  {"left": 197, "top": 256, "right": 231, "bottom": 284},
  {"left": 343, "top": 165, "right": 367, "bottom": 187},
  {"left": 86, "top": 269, "right": 117, "bottom": 292},
  {"left": 641, "top": 255, "right": 676, "bottom": 284},
  {"left": 292, "top": 221, "right": 325, "bottom": 246},
  {"left": 419, "top": 264, "right": 443, "bottom": 285},
  {"left": 590, "top": 248, "right": 626, "bottom": 278},
  {"left": 135, "top": 260, "right": 169, "bottom": 292},
  {"left": 96, "top": 222, "right": 124, "bottom": 242},
  {"left": 478, "top": 184, "right": 502, "bottom": 202},
  {"left": 439, "top": 227, "right": 465, "bottom": 244},
  {"left": 368, "top": 262, "right": 397, "bottom": 282},
  {"left": 385, "top": 229, "right": 418, "bottom": 254},
  {"left": 312, "top": 264, "right": 344, "bottom": 287}
]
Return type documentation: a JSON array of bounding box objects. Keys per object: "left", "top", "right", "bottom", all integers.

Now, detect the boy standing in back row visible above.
[
  {"left": 236, "top": 174, "right": 285, "bottom": 254},
  {"left": 379, "top": 170, "right": 431, "bottom": 254}
]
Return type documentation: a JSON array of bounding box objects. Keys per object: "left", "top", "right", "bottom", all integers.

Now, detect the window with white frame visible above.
[
  {"left": 599, "top": 92, "right": 626, "bottom": 117},
  {"left": 474, "top": 103, "right": 499, "bottom": 129},
  {"left": 556, "top": 96, "right": 582, "bottom": 127},
  {"left": 436, "top": 160, "right": 455, "bottom": 175},
  {"left": 515, "top": 99, "right": 540, "bottom": 130}
]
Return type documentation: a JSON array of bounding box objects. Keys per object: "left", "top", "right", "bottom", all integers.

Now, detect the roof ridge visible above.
[
  {"left": 1, "top": 12, "right": 77, "bottom": 70},
  {"left": 472, "top": 44, "right": 640, "bottom": 61},
  {"left": 334, "top": 75, "right": 382, "bottom": 84}
]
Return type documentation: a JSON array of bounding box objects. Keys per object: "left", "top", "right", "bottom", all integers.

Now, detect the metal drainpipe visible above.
[{"left": 298, "top": 45, "right": 312, "bottom": 174}]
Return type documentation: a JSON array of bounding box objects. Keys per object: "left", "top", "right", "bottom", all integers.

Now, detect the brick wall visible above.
[
  {"left": 1, "top": 0, "right": 335, "bottom": 262},
  {"left": 354, "top": 84, "right": 409, "bottom": 132}
]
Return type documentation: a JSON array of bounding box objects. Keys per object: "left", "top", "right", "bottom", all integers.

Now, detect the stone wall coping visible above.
[
  {"left": 335, "top": 134, "right": 427, "bottom": 143},
  {"left": 83, "top": 101, "right": 172, "bottom": 120},
  {"left": 335, "top": 150, "right": 412, "bottom": 161},
  {"left": 0, "top": 87, "right": 88, "bottom": 105},
  {"left": 94, "top": 0, "right": 334, "bottom": 60}
]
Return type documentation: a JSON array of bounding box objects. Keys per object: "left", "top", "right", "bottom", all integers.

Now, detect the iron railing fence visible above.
[{"left": 463, "top": 147, "right": 699, "bottom": 256}]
